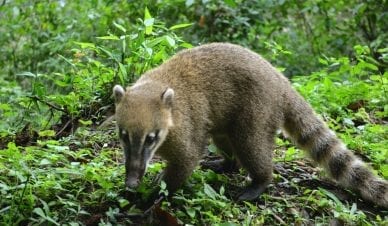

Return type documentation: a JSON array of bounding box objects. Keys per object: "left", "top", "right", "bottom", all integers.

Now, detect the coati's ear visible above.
[
  {"left": 161, "top": 88, "right": 174, "bottom": 107},
  {"left": 113, "top": 85, "right": 125, "bottom": 103}
]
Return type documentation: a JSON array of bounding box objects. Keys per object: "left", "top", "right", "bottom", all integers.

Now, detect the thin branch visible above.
[
  {"left": 55, "top": 119, "right": 72, "bottom": 137},
  {"left": 28, "top": 95, "right": 67, "bottom": 114},
  {"left": 144, "top": 195, "right": 165, "bottom": 215}
]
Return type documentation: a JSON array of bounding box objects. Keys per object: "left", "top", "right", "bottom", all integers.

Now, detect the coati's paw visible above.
[
  {"left": 237, "top": 184, "right": 267, "bottom": 201},
  {"left": 201, "top": 159, "right": 240, "bottom": 173}
]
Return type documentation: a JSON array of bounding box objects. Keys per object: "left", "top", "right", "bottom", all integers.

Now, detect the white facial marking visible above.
[{"left": 144, "top": 129, "right": 167, "bottom": 168}]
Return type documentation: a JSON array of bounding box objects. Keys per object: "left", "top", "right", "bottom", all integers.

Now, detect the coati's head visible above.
[{"left": 113, "top": 84, "right": 174, "bottom": 189}]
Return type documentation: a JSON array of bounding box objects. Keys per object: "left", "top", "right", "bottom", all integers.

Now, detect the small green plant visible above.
[{"left": 0, "top": 7, "right": 191, "bottom": 136}]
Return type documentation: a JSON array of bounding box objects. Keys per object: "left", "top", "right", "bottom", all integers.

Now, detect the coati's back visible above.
[
  {"left": 138, "top": 43, "right": 289, "bottom": 129},
  {"left": 113, "top": 43, "right": 388, "bottom": 208}
]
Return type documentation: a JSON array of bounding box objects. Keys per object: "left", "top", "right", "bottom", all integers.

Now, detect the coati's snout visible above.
[
  {"left": 125, "top": 167, "right": 143, "bottom": 188},
  {"left": 124, "top": 146, "right": 146, "bottom": 189},
  {"left": 113, "top": 84, "right": 174, "bottom": 189},
  {"left": 122, "top": 132, "right": 157, "bottom": 189}
]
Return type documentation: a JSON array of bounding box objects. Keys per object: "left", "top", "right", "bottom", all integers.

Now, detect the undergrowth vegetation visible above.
[{"left": 0, "top": 0, "right": 387, "bottom": 225}]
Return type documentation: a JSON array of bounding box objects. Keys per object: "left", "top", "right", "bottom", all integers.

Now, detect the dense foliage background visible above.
[{"left": 0, "top": 0, "right": 387, "bottom": 225}]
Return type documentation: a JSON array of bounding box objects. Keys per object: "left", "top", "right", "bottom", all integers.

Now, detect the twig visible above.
[
  {"left": 55, "top": 119, "right": 72, "bottom": 137},
  {"left": 28, "top": 95, "right": 67, "bottom": 114},
  {"left": 144, "top": 195, "right": 165, "bottom": 215},
  {"left": 98, "top": 115, "right": 115, "bottom": 129},
  {"left": 272, "top": 212, "right": 287, "bottom": 225}
]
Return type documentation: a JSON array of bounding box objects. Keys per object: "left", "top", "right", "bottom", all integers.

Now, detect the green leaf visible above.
[
  {"left": 165, "top": 35, "right": 175, "bottom": 47},
  {"left": 144, "top": 18, "right": 155, "bottom": 35},
  {"left": 285, "top": 147, "right": 297, "bottom": 161},
  {"left": 219, "top": 186, "right": 225, "bottom": 196},
  {"left": 204, "top": 183, "right": 217, "bottom": 199},
  {"left": 0, "top": 103, "right": 11, "bottom": 111},
  {"left": 350, "top": 203, "right": 357, "bottom": 215},
  {"left": 180, "top": 42, "right": 193, "bottom": 48},
  {"left": 97, "top": 46, "right": 117, "bottom": 61},
  {"left": 208, "top": 143, "right": 218, "bottom": 153},
  {"left": 144, "top": 7, "right": 154, "bottom": 35},
  {"left": 113, "top": 21, "right": 126, "bottom": 33},
  {"left": 224, "top": 0, "right": 237, "bottom": 8},
  {"left": 17, "top": 72, "right": 36, "bottom": 77},
  {"left": 54, "top": 79, "right": 69, "bottom": 87},
  {"left": 79, "top": 119, "right": 92, "bottom": 126},
  {"left": 185, "top": 0, "right": 194, "bottom": 7},
  {"left": 46, "top": 144, "right": 69, "bottom": 152},
  {"left": 319, "top": 188, "right": 342, "bottom": 206},
  {"left": 169, "top": 23, "right": 193, "bottom": 30},
  {"left": 319, "top": 58, "right": 328, "bottom": 65},
  {"left": 33, "top": 207, "right": 46, "bottom": 218},
  {"left": 159, "top": 180, "right": 166, "bottom": 190},
  {"left": 0, "top": 182, "right": 9, "bottom": 191},
  {"left": 73, "top": 41, "right": 96, "bottom": 49},
  {"left": 118, "top": 63, "right": 127, "bottom": 84},
  {"left": 97, "top": 35, "right": 120, "bottom": 40},
  {"left": 146, "top": 37, "right": 165, "bottom": 47},
  {"left": 39, "top": 158, "right": 51, "bottom": 165},
  {"left": 38, "top": 130, "right": 56, "bottom": 137},
  {"left": 185, "top": 207, "right": 196, "bottom": 218},
  {"left": 118, "top": 199, "right": 130, "bottom": 208},
  {"left": 381, "top": 164, "right": 388, "bottom": 177}
]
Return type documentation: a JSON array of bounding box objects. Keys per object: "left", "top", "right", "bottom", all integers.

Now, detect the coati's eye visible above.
[{"left": 144, "top": 131, "right": 159, "bottom": 146}]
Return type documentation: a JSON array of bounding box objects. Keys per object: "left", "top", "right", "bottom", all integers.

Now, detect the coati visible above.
[{"left": 113, "top": 43, "right": 388, "bottom": 208}]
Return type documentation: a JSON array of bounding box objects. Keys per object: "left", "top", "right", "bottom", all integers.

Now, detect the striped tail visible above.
[{"left": 283, "top": 90, "right": 388, "bottom": 208}]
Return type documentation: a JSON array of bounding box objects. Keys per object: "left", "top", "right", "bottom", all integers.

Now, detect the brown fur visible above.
[{"left": 113, "top": 43, "right": 388, "bottom": 207}]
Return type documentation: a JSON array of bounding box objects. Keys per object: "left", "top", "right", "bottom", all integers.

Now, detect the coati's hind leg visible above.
[
  {"left": 230, "top": 129, "right": 275, "bottom": 201},
  {"left": 201, "top": 134, "right": 240, "bottom": 173}
]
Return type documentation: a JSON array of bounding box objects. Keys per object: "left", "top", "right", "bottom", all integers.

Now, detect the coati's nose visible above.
[{"left": 125, "top": 177, "right": 140, "bottom": 188}]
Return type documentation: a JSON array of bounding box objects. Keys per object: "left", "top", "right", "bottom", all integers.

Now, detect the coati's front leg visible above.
[
  {"left": 162, "top": 159, "right": 199, "bottom": 193},
  {"left": 158, "top": 138, "right": 203, "bottom": 195},
  {"left": 146, "top": 147, "right": 200, "bottom": 205}
]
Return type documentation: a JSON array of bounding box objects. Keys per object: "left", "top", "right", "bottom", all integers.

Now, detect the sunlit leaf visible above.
[
  {"left": 97, "top": 35, "right": 120, "bottom": 40},
  {"left": 113, "top": 21, "right": 127, "bottom": 33},
  {"left": 38, "top": 130, "right": 56, "bottom": 137},
  {"left": 144, "top": 7, "right": 154, "bottom": 35},
  {"left": 169, "top": 23, "right": 193, "bottom": 30},
  {"left": 165, "top": 35, "right": 175, "bottom": 47}
]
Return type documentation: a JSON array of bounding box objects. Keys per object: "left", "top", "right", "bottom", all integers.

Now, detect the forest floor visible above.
[{"left": 1, "top": 119, "right": 387, "bottom": 225}]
